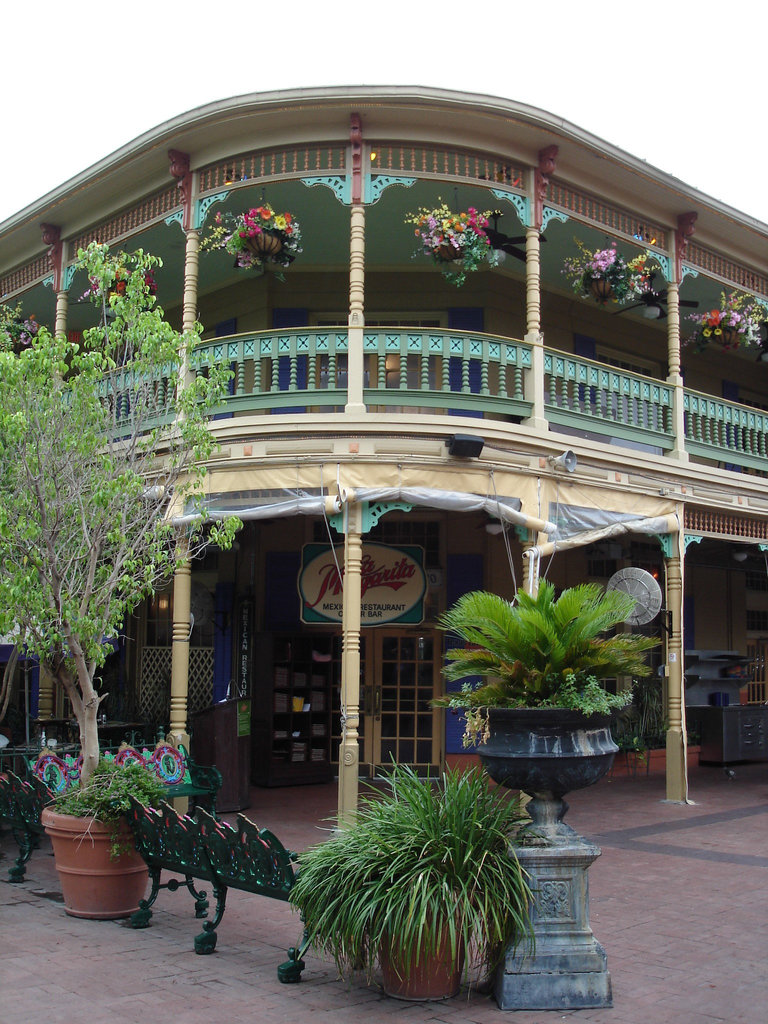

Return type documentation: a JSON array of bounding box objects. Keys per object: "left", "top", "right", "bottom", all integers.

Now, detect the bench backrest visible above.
[
  {"left": 124, "top": 796, "right": 298, "bottom": 901},
  {"left": 0, "top": 771, "right": 53, "bottom": 829},
  {"left": 31, "top": 743, "right": 190, "bottom": 794}
]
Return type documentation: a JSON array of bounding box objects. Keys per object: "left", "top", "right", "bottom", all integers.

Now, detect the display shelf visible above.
[{"left": 252, "top": 633, "right": 337, "bottom": 786}]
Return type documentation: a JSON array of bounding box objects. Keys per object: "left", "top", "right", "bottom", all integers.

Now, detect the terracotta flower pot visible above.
[
  {"left": 243, "top": 230, "right": 283, "bottom": 258},
  {"left": 41, "top": 807, "right": 148, "bottom": 919},
  {"left": 379, "top": 928, "right": 465, "bottom": 1000}
]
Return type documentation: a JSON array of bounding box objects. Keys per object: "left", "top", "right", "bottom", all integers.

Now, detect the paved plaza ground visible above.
[{"left": 1, "top": 758, "right": 766, "bottom": 1024}]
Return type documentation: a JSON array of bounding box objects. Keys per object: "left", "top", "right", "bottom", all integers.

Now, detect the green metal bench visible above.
[
  {"left": 124, "top": 796, "right": 306, "bottom": 982},
  {"left": 0, "top": 771, "right": 54, "bottom": 882},
  {"left": 29, "top": 743, "right": 222, "bottom": 815}
]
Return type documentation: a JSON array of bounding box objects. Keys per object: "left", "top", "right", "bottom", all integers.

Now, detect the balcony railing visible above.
[
  {"left": 543, "top": 351, "right": 675, "bottom": 453},
  {"left": 128, "top": 327, "right": 768, "bottom": 474}
]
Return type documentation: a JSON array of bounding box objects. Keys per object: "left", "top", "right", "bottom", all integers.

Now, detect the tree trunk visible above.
[{"left": 54, "top": 662, "right": 101, "bottom": 786}]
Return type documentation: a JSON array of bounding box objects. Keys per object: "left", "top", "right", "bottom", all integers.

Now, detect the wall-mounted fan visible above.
[
  {"left": 190, "top": 582, "right": 215, "bottom": 628},
  {"left": 606, "top": 567, "right": 662, "bottom": 625},
  {"left": 615, "top": 273, "right": 698, "bottom": 320}
]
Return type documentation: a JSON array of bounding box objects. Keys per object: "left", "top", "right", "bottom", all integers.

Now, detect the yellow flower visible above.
[{"left": 274, "top": 215, "right": 287, "bottom": 230}]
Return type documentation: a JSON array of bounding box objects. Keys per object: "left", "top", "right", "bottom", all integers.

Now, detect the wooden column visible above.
[
  {"left": 337, "top": 502, "right": 363, "bottom": 824},
  {"left": 345, "top": 205, "right": 366, "bottom": 414},
  {"left": 168, "top": 538, "right": 192, "bottom": 753},
  {"left": 664, "top": 545, "right": 687, "bottom": 802},
  {"left": 665, "top": 279, "right": 688, "bottom": 462}
]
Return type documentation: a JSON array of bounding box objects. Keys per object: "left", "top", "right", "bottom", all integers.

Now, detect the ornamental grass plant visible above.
[{"left": 289, "top": 764, "right": 532, "bottom": 989}]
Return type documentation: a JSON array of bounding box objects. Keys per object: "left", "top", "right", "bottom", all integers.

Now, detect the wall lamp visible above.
[
  {"left": 446, "top": 434, "right": 485, "bottom": 458},
  {"left": 547, "top": 450, "right": 577, "bottom": 473}
]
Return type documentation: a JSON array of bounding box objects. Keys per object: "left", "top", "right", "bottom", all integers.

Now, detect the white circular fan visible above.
[
  {"left": 606, "top": 567, "right": 662, "bottom": 625},
  {"left": 189, "top": 582, "right": 215, "bottom": 627}
]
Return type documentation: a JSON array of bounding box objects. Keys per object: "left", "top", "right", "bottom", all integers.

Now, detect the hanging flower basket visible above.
[
  {"left": 243, "top": 230, "right": 283, "bottom": 259},
  {"left": 201, "top": 204, "right": 302, "bottom": 273},
  {"left": 686, "top": 291, "right": 767, "bottom": 353},
  {"left": 562, "top": 240, "right": 649, "bottom": 305},
  {"left": 405, "top": 200, "right": 498, "bottom": 287},
  {"left": 0, "top": 302, "right": 39, "bottom": 350},
  {"left": 589, "top": 278, "right": 613, "bottom": 302}
]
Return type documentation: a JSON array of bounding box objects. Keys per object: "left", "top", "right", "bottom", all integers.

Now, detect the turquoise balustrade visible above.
[
  {"left": 544, "top": 351, "right": 674, "bottom": 452},
  {"left": 95, "top": 330, "right": 768, "bottom": 474},
  {"left": 684, "top": 390, "right": 768, "bottom": 472}
]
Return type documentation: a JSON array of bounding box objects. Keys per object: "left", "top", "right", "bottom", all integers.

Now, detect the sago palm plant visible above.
[{"left": 437, "top": 581, "right": 658, "bottom": 715}]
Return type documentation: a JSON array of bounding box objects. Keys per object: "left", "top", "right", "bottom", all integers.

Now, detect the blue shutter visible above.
[
  {"left": 447, "top": 308, "right": 484, "bottom": 418},
  {"left": 273, "top": 309, "right": 309, "bottom": 414},
  {"left": 721, "top": 380, "right": 741, "bottom": 472},
  {"left": 443, "top": 553, "right": 484, "bottom": 754},
  {"left": 212, "top": 319, "right": 237, "bottom": 420},
  {"left": 264, "top": 551, "right": 302, "bottom": 629}
]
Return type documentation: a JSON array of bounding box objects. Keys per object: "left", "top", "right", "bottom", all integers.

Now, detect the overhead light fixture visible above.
[
  {"left": 732, "top": 550, "right": 749, "bottom": 562},
  {"left": 547, "top": 450, "right": 577, "bottom": 473},
  {"left": 446, "top": 434, "right": 485, "bottom": 458},
  {"left": 485, "top": 522, "right": 504, "bottom": 535},
  {"left": 643, "top": 303, "right": 663, "bottom": 319}
]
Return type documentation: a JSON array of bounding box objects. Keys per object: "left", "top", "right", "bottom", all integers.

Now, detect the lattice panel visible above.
[
  {"left": 371, "top": 142, "right": 525, "bottom": 188},
  {"left": 685, "top": 508, "right": 768, "bottom": 541},
  {"left": 0, "top": 252, "right": 51, "bottom": 299},
  {"left": 545, "top": 181, "right": 668, "bottom": 249},
  {"left": 139, "top": 646, "right": 214, "bottom": 725},
  {"left": 68, "top": 186, "right": 181, "bottom": 254},
  {"left": 684, "top": 242, "right": 768, "bottom": 298},
  {"left": 198, "top": 145, "right": 347, "bottom": 193}
]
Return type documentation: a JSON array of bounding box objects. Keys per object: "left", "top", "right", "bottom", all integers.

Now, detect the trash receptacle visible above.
[{"left": 192, "top": 698, "right": 251, "bottom": 812}]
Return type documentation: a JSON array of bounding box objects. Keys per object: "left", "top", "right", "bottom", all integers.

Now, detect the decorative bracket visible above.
[
  {"left": 680, "top": 264, "right": 699, "bottom": 285},
  {"left": 328, "top": 500, "right": 413, "bottom": 535},
  {"left": 490, "top": 189, "right": 530, "bottom": 228},
  {"left": 165, "top": 209, "right": 185, "bottom": 232},
  {"left": 168, "top": 150, "right": 193, "bottom": 230},
  {"left": 534, "top": 145, "right": 558, "bottom": 230},
  {"left": 301, "top": 175, "right": 351, "bottom": 205},
  {"left": 647, "top": 251, "right": 672, "bottom": 282},
  {"left": 675, "top": 212, "right": 697, "bottom": 282},
  {"left": 62, "top": 264, "right": 78, "bottom": 292},
  {"left": 541, "top": 207, "right": 569, "bottom": 233},
  {"left": 366, "top": 175, "right": 416, "bottom": 204},
  {"left": 653, "top": 532, "right": 676, "bottom": 558},
  {"left": 42, "top": 274, "right": 54, "bottom": 290},
  {"left": 683, "top": 533, "right": 704, "bottom": 552},
  {"left": 195, "top": 192, "right": 229, "bottom": 230}
]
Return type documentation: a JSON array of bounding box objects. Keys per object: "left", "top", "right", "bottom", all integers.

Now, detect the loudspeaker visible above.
[
  {"left": 446, "top": 434, "right": 485, "bottom": 458},
  {"left": 547, "top": 450, "right": 577, "bottom": 473}
]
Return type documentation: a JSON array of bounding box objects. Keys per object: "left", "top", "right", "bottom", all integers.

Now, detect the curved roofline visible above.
[{"left": 2, "top": 84, "right": 767, "bottom": 238}]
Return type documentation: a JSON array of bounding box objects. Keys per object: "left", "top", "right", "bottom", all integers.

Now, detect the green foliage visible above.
[
  {"left": 50, "top": 760, "right": 165, "bottom": 857},
  {"left": 290, "top": 765, "right": 532, "bottom": 986},
  {"left": 436, "top": 582, "right": 658, "bottom": 732},
  {"left": 0, "top": 242, "right": 240, "bottom": 777}
]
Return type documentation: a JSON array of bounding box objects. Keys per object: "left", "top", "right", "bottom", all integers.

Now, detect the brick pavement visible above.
[{"left": 1, "top": 760, "right": 766, "bottom": 1024}]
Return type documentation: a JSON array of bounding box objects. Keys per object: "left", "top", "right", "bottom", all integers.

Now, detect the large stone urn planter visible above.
[
  {"left": 477, "top": 707, "right": 616, "bottom": 1010},
  {"left": 478, "top": 707, "right": 617, "bottom": 842},
  {"left": 41, "top": 807, "right": 148, "bottom": 919}
]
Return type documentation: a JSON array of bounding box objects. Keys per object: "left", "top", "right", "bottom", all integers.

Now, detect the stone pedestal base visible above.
[{"left": 495, "top": 835, "right": 612, "bottom": 1010}]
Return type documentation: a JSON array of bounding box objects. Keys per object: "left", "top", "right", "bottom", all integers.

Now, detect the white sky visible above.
[{"left": 3, "top": 1, "right": 767, "bottom": 227}]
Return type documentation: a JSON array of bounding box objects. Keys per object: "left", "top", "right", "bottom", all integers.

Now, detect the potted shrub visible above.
[
  {"left": 435, "top": 582, "right": 659, "bottom": 838},
  {"left": 405, "top": 200, "right": 499, "bottom": 287},
  {"left": 289, "top": 764, "right": 532, "bottom": 1001},
  {"left": 41, "top": 760, "right": 165, "bottom": 919}
]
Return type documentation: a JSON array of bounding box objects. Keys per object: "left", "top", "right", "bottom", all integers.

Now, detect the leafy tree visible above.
[{"left": 0, "top": 243, "right": 239, "bottom": 784}]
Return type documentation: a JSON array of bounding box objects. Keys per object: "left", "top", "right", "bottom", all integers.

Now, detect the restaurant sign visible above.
[{"left": 299, "top": 543, "right": 426, "bottom": 625}]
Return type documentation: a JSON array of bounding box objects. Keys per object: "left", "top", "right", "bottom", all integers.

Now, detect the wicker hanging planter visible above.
[
  {"left": 437, "top": 243, "right": 461, "bottom": 261},
  {"left": 719, "top": 328, "right": 741, "bottom": 349},
  {"left": 243, "top": 231, "right": 283, "bottom": 259},
  {"left": 589, "top": 277, "right": 613, "bottom": 303}
]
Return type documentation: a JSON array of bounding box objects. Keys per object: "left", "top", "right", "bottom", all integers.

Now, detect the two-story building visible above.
[{"left": 3, "top": 86, "right": 767, "bottom": 807}]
